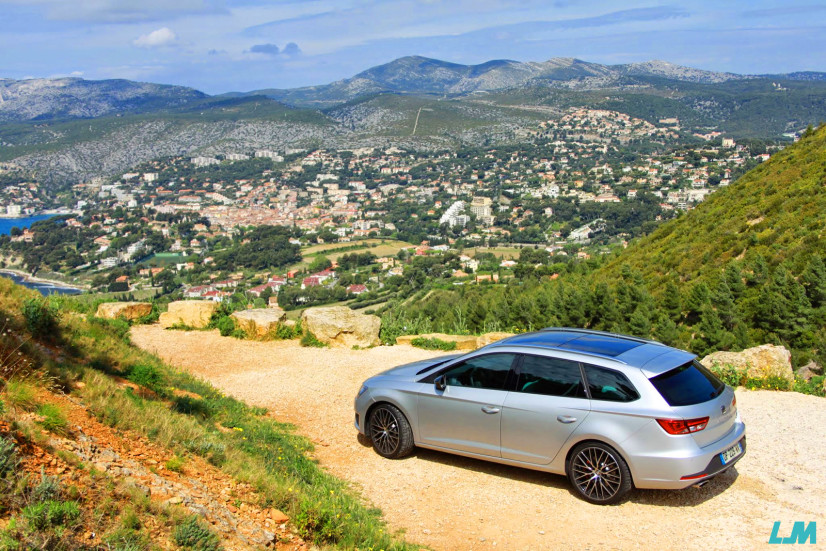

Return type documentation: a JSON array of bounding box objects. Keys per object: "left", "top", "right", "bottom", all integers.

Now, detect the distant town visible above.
[{"left": 0, "top": 108, "right": 784, "bottom": 304}]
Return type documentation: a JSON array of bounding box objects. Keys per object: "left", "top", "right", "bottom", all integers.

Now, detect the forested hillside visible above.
[{"left": 391, "top": 125, "right": 826, "bottom": 366}]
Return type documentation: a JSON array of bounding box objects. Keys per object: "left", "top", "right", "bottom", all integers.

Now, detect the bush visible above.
[
  {"left": 410, "top": 337, "right": 457, "bottom": 351},
  {"left": 213, "top": 315, "right": 236, "bottom": 337},
  {"left": 31, "top": 469, "right": 61, "bottom": 503},
  {"left": 267, "top": 322, "right": 300, "bottom": 341},
  {"left": 21, "top": 500, "right": 80, "bottom": 530},
  {"left": 173, "top": 516, "right": 222, "bottom": 551},
  {"left": 21, "top": 297, "right": 60, "bottom": 341},
  {"left": 36, "top": 403, "right": 69, "bottom": 436},
  {"left": 127, "top": 364, "right": 166, "bottom": 394},
  {"left": 165, "top": 455, "right": 185, "bottom": 473},
  {"left": 300, "top": 331, "right": 326, "bottom": 348},
  {"left": 0, "top": 437, "right": 19, "bottom": 478},
  {"left": 3, "top": 380, "right": 38, "bottom": 411}
]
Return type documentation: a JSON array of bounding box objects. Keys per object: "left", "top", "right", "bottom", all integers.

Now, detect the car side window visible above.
[
  {"left": 582, "top": 364, "right": 639, "bottom": 402},
  {"left": 442, "top": 353, "right": 516, "bottom": 390},
  {"left": 517, "top": 355, "right": 587, "bottom": 398}
]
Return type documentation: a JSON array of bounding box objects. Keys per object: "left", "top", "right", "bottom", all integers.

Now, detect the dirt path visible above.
[{"left": 132, "top": 325, "right": 826, "bottom": 551}]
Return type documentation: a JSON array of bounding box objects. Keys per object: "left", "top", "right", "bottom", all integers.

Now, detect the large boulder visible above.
[
  {"left": 477, "top": 332, "right": 516, "bottom": 348},
  {"left": 96, "top": 302, "right": 152, "bottom": 321},
  {"left": 231, "top": 308, "right": 287, "bottom": 338},
  {"left": 300, "top": 306, "right": 380, "bottom": 348},
  {"left": 395, "top": 333, "right": 478, "bottom": 350},
  {"left": 701, "top": 344, "right": 794, "bottom": 382},
  {"left": 159, "top": 300, "right": 218, "bottom": 329}
]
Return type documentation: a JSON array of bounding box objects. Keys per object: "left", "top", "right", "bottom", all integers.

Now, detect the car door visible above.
[
  {"left": 501, "top": 354, "right": 590, "bottom": 465},
  {"left": 417, "top": 353, "right": 517, "bottom": 458}
]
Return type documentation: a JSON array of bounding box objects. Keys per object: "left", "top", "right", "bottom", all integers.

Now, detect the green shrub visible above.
[
  {"left": 165, "top": 455, "right": 185, "bottom": 473},
  {"left": 300, "top": 331, "right": 326, "bottom": 348},
  {"left": 0, "top": 437, "right": 19, "bottom": 478},
  {"left": 21, "top": 500, "right": 80, "bottom": 530},
  {"left": 410, "top": 337, "right": 457, "bottom": 351},
  {"left": 3, "top": 381, "right": 38, "bottom": 411},
  {"left": 31, "top": 469, "right": 61, "bottom": 503},
  {"left": 21, "top": 298, "right": 60, "bottom": 340},
  {"left": 127, "top": 364, "right": 166, "bottom": 394},
  {"left": 213, "top": 316, "right": 236, "bottom": 337},
  {"left": 793, "top": 374, "right": 826, "bottom": 397},
  {"left": 173, "top": 516, "right": 222, "bottom": 551},
  {"left": 36, "top": 403, "right": 69, "bottom": 436},
  {"left": 268, "top": 322, "right": 300, "bottom": 340}
]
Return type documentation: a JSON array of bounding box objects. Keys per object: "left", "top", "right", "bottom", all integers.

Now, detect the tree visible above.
[{"left": 802, "top": 254, "right": 826, "bottom": 308}]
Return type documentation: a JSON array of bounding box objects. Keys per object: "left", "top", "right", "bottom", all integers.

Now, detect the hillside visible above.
[
  {"left": 0, "top": 279, "right": 419, "bottom": 549},
  {"left": 598, "top": 124, "right": 826, "bottom": 287}
]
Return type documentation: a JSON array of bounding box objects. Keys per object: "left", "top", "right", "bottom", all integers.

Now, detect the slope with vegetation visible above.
[{"left": 0, "top": 278, "right": 421, "bottom": 549}]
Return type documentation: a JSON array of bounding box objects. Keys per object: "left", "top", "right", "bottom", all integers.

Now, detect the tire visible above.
[
  {"left": 367, "top": 403, "right": 415, "bottom": 459},
  {"left": 567, "top": 442, "right": 633, "bottom": 505}
]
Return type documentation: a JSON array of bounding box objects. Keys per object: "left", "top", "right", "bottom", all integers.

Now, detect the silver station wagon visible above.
[{"left": 354, "top": 328, "right": 746, "bottom": 504}]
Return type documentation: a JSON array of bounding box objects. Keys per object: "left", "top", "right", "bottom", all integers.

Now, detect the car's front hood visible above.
[{"left": 375, "top": 353, "right": 462, "bottom": 381}]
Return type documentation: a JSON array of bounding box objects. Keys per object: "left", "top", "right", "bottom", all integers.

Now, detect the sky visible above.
[{"left": 1, "top": 0, "right": 825, "bottom": 94}]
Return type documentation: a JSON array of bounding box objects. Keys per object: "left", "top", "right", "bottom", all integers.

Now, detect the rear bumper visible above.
[{"left": 630, "top": 420, "right": 746, "bottom": 490}]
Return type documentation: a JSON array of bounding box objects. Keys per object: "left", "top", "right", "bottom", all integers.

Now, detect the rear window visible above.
[{"left": 650, "top": 360, "right": 725, "bottom": 406}]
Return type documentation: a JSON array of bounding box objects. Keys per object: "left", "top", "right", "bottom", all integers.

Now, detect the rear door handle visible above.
[
  {"left": 557, "top": 415, "right": 577, "bottom": 424},
  {"left": 481, "top": 406, "right": 501, "bottom": 414}
]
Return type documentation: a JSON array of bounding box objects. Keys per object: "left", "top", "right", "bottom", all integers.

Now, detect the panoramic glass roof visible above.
[{"left": 498, "top": 330, "right": 644, "bottom": 358}]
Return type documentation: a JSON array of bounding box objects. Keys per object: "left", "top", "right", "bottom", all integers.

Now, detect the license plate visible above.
[{"left": 720, "top": 442, "right": 743, "bottom": 465}]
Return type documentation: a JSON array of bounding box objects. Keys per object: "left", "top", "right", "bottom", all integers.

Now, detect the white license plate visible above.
[{"left": 720, "top": 442, "right": 743, "bottom": 465}]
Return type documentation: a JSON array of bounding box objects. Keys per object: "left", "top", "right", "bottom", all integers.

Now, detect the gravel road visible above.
[{"left": 132, "top": 325, "right": 826, "bottom": 551}]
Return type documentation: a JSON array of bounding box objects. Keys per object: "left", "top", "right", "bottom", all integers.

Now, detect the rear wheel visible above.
[
  {"left": 368, "top": 404, "right": 414, "bottom": 459},
  {"left": 567, "top": 442, "right": 632, "bottom": 505}
]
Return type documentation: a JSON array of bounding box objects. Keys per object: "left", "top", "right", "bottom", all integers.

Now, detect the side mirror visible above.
[{"left": 434, "top": 375, "right": 446, "bottom": 392}]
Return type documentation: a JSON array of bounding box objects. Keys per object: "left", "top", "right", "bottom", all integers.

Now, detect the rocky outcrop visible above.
[
  {"left": 702, "top": 344, "right": 795, "bottom": 382},
  {"left": 300, "top": 306, "right": 380, "bottom": 348},
  {"left": 159, "top": 301, "right": 218, "bottom": 329},
  {"left": 95, "top": 302, "right": 152, "bottom": 321},
  {"left": 230, "top": 308, "right": 287, "bottom": 338}
]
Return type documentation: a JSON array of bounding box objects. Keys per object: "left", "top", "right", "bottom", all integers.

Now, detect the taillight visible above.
[
  {"left": 656, "top": 417, "right": 709, "bottom": 435},
  {"left": 732, "top": 395, "right": 736, "bottom": 409}
]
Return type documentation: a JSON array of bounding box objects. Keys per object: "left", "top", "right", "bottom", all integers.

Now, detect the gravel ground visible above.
[{"left": 132, "top": 325, "right": 826, "bottom": 551}]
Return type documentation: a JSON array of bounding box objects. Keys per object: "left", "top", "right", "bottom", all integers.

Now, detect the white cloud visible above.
[{"left": 133, "top": 27, "right": 177, "bottom": 48}]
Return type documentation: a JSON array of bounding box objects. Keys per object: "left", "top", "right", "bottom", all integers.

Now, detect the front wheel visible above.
[
  {"left": 368, "top": 404, "right": 414, "bottom": 459},
  {"left": 567, "top": 442, "right": 633, "bottom": 505}
]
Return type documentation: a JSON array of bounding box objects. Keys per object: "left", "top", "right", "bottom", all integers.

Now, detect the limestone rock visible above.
[
  {"left": 231, "top": 308, "right": 287, "bottom": 338},
  {"left": 476, "top": 332, "right": 516, "bottom": 348},
  {"left": 96, "top": 302, "right": 152, "bottom": 321},
  {"left": 300, "top": 306, "right": 380, "bottom": 348},
  {"left": 159, "top": 301, "right": 218, "bottom": 329},
  {"left": 395, "top": 333, "right": 479, "bottom": 350},
  {"left": 795, "top": 361, "right": 821, "bottom": 382},
  {"left": 701, "top": 344, "right": 794, "bottom": 382}
]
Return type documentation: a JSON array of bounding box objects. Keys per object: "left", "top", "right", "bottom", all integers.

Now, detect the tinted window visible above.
[
  {"left": 443, "top": 353, "right": 515, "bottom": 390},
  {"left": 650, "top": 360, "right": 724, "bottom": 406},
  {"left": 583, "top": 365, "right": 639, "bottom": 402},
  {"left": 517, "top": 355, "right": 586, "bottom": 398}
]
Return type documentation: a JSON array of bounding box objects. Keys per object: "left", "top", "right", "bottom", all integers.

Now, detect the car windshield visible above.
[{"left": 649, "top": 360, "right": 725, "bottom": 406}]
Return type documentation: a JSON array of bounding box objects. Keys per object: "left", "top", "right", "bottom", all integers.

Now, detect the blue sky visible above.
[{"left": 1, "top": 1, "right": 825, "bottom": 94}]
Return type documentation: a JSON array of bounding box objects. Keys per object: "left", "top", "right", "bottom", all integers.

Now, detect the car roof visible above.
[{"left": 484, "top": 327, "right": 695, "bottom": 376}]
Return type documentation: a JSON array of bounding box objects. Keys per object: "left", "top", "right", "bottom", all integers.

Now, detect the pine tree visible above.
[
  {"left": 685, "top": 281, "right": 710, "bottom": 324},
  {"left": 629, "top": 306, "right": 652, "bottom": 339},
  {"left": 724, "top": 262, "right": 746, "bottom": 298},
  {"left": 662, "top": 280, "right": 682, "bottom": 322},
  {"left": 654, "top": 311, "right": 679, "bottom": 346},
  {"left": 695, "top": 305, "right": 735, "bottom": 356},
  {"left": 713, "top": 279, "right": 738, "bottom": 330},
  {"left": 802, "top": 254, "right": 826, "bottom": 308}
]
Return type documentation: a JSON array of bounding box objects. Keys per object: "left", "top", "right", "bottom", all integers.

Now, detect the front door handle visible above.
[
  {"left": 557, "top": 415, "right": 577, "bottom": 424},
  {"left": 481, "top": 406, "right": 501, "bottom": 414}
]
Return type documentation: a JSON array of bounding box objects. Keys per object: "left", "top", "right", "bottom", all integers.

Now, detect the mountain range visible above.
[{"left": 2, "top": 55, "right": 826, "bottom": 184}]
